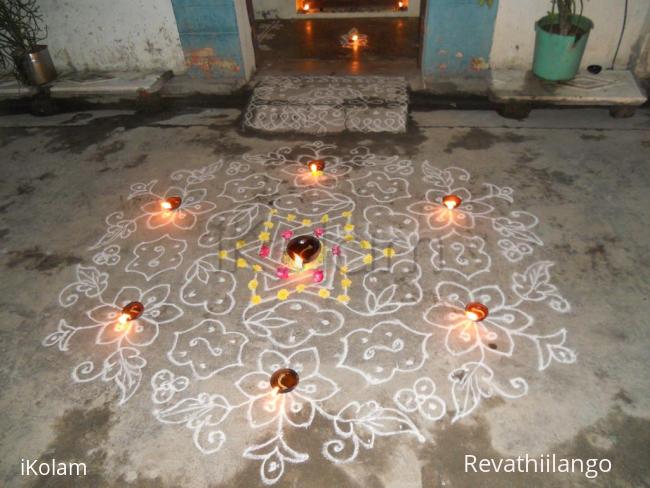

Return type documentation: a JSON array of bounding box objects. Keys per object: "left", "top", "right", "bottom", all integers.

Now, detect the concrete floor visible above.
[{"left": 0, "top": 105, "right": 649, "bottom": 488}]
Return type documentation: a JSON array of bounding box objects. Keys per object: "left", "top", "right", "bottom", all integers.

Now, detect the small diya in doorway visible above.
[{"left": 340, "top": 28, "right": 368, "bottom": 48}]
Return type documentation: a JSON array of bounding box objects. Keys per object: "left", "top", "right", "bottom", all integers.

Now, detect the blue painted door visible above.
[
  {"left": 422, "top": 0, "right": 498, "bottom": 77},
  {"left": 171, "top": 0, "right": 246, "bottom": 80}
]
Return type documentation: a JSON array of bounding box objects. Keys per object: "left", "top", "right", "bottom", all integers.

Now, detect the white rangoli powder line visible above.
[{"left": 43, "top": 141, "right": 575, "bottom": 484}]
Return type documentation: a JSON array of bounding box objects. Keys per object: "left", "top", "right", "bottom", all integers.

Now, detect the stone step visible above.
[{"left": 243, "top": 75, "right": 408, "bottom": 134}]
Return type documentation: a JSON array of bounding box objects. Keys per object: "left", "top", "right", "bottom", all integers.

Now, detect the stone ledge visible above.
[
  {"left": 489, "top": 69, "right": 647, "bottom": 106},
  {"left": 0, "top": 71, "right": 171, "bottom": 100}
]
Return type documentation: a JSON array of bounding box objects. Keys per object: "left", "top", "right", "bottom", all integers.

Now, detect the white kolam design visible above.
[
  {"left": 43, "top": 142, "right": 574, "bottom": 484},
  {"left": 243, "top": 77, "right": 408, "bottom": 134}
]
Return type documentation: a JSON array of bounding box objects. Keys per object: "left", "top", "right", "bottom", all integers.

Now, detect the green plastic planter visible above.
[{"left": 533, "top": 15, "right": 594, "bottom": 81}]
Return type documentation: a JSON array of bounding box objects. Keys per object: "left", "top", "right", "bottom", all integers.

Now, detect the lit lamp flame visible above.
[
  {"left": 161, "top": 196, "right": 182, "bottom": 211},
  {"left": 464, "top": 302, "right": 489, "bottom": 322},
  {"left": 115, "top": 301, "right": 144, "bottom": 332},
  {"left": 398, "top": 1, "right": 404, "bottom": 7},
  {"left": 265, "top": 386, "right": 281, "bottom": 410},
  {"left": 303, "top": 2, "right": 309, "bottom": 11},
  {"left": 351, "top": 34, "right": 359, "bottom": 42},
  {"left": 442, "top": 194, "right": 462, "bottom": 210},
  {"left": 308, "top": 159, "right": 325, "bottom": 175},
  {"left": 286, "top": 235, "right": 321, "bottom": 269},
  {"left": 115, "top": 313, "right": 130, "bottom": 332}
]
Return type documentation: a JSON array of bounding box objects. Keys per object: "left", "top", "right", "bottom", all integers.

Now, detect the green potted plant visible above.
[
  {"left": 0, "top": 0, "right": 57, "bottom": 86},
  {"left": 533, "top": 0, "right": 593, "bottom": 81}
]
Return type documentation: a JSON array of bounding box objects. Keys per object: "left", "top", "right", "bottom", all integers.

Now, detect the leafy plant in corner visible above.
[
  {"left": 547, "top": 0, "right": 586, "bottom": 36},
  {"left": 0, "top": 0, "right": 47, "bottom": 84},
  {"left": 533, "top": 0, "right": 592, "bottom": 81}
]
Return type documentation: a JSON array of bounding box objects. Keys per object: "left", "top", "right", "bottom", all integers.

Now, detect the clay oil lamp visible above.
[
  {"left": 286, "top": 235, "right": 322, "bottom": 270},
  {"left": 161, "top": 196, "right": 182, "bottom": 211},
  {"left": 464, "top": 302, "right": 489, "bottom": 322},
  {"left": 308, "top": 159, "right": 325, "bottom": 176},
  {"left": 115, "top": 301, "right": 144, "bottom": 332},
  {"left": 442, "top": 194, "right": 462, "bottom": 210},
  {"left": 270, "top": 368, "right": 299, "bottom": 394}
]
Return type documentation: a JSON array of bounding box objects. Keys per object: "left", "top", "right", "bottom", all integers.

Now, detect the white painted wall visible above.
[
  {"left": 254, "top": 0, "right": 295, "bottom": 18},
  {"left": 252, "top": 0, "right": 421, "bottom": 19},
  {"left": 37, "top": 0, "right": 186, "bottom": 73},
  {"left": 490, "top": 0, "right": 650, "bottom": 75}
]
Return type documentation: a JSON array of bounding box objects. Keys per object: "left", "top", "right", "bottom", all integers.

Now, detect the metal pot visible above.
[{"left": 18, "top": 45, "right": 57, "bottom": 86}]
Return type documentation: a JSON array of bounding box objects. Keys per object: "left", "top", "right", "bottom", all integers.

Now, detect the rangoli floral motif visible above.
[{"left": 43, "top": 141, "right": 575, "bottom": 485}]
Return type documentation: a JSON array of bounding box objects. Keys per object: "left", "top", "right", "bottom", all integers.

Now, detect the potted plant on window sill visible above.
[
  {"left": 0, "top": 0, "right": 57, "bottom": 86},
  {"left": 533, "top": 0, "right": 593, "bottom": 81}
]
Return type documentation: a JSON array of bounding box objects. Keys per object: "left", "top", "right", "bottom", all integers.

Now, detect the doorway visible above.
[{"left": 248, "top": 0, "right": 424, "bottom": 78}]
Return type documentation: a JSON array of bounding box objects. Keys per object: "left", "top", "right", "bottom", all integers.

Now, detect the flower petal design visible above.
[
  {"left": 259, "top": 350, "right": 289, "bottom": 375},
  {"left": 96, "top": 323, "right": 123, "bottom": 345},
  {"left": 186, "top": 200, "right": 217, "bottom": 215},
  {"left": 88, "top": 304, "right": 121, "bottom": 324},
  {"left": 471, "top": 285, "right": 506, "bottom": 310},
  {"left": 294, "top": 374, "right": 339, "bottom": 402},
  {"left": 287, "top": 348, "right": 319, "bottom": 379},
  {"left": 143, "top": 303, "right": 183, "bottom": 324},
  {"left": 407, "top": 200, "right": 437, "bottom": 216},
  {"left": 486, "top": 307, "right": 532, "bottom": 332},
  {"left": 146, "top": 213, "right": 169, "bottom": 229},
  {"left": 477, "top": 321, "right": 515, "bottom": 356},
  {"left": 284, "top": 396, "right": 315, "bottom": 427},
  {"left": 172, "top": 210, "right": 198, "bottom": 230},
  {"left": 140, "top": 284, "right": 170, "bottom": 307},
  {"left": 141, "top": 199, "right": 163, "bottom": 214},
  {"left": 181, "top": 187, "right": 207, "bottom": 205},
  {"left": 248, "top": 393, "right": 282, "bottom": 428},
  {"left": 236, "top": 372, "right": 272, "bottom": 399},
  {"left": 435, "top": 282, "right": 470, "bottom": 305},
  {"left": 125, "top": 319, "right": 159, "bottom": 347},
  {"left": 114, "top": 286, "right": 142, "bottom": 307},
  {"left": 445, "top": 324, "right": 480, "bottom": 356},
  {"left": 423, "top": 303, "right": 464, "bottom": 329}
]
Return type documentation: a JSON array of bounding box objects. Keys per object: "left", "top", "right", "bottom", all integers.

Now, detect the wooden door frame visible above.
[{"left": 418, "top": 0, "right": 427, "bottom": 68}]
